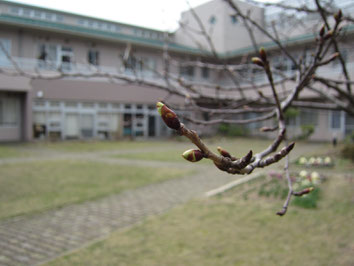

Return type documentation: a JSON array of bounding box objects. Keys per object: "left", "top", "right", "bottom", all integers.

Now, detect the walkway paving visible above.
[{"left": 0, "top": 154, "right": 236, "bottom": 266}]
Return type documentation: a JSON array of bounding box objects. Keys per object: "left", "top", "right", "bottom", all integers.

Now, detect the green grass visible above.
[
  {"left": 0, "top": 137, "right": 326, "bottom": 159},
  {"left": 37, "top": 140, "right": 171, "bottom": 153},
  {"left": 0, "top": 140, "right": 175, "bottom": 158},
  {"left": 114, "top": 149, "right": 190, "bottom": 162},
  {"left": 48, "top": 166, "right": 354, "bottom": 266},
  {"left": 111, "top": 138, "right": 326, "bottom": 163},
  {"left": 0, "top": 160, "right": 192, "bottom": 220},
  {"left": 47, "top": 145, "right": 354, "bottom": 266},
  {"left": 0, "top": 143, "right": 32, "bottom": 158}
]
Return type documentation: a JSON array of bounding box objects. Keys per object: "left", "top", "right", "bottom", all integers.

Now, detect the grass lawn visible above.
[
  {"left": 0, "top": 143, "right": 33, "bottom": 158},
  {"left": 0, "top": 160, "right": 193, "bottom": 220},
  {"left": 111, "top": 137, "right": 326, "bottom": 163},
  {"left": 0, "top": 140, "right": 175, "bottom": 158},
  {"left": 48, "top": 157, "right": 354, "bottom": 266}
]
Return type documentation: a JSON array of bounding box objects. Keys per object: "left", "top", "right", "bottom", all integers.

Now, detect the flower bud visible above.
[
  {"left": 156, "top": 102, "right": 181, "bottom": 130},
  {"left": 182, "top": 149, "right": 204, "bottom": 162},
  {"left": 260, "top": 126, "right": 273, "bottom": 132},
  {"left": 217, "top": 146, "right": 231, "bottom": 158},
  {"left": 294, "top": 187, "right": 314, "bottom": 196},
  {"left": 334, "top": 9, "right": 342, "bottom": 23},
  {"left": 251, "top": 57, "right": 264, "bottom": 67},
  {"left": 259, "top": 47, "right": 267, "bottom": 61}
]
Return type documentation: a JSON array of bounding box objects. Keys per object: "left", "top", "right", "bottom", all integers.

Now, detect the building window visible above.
[
  {"left": 0, "top": 97, "right": 19, "bottom": 126},
  {"left": 230, "top": 15, "right": 238, "bottom": 24},
  {"left": 10, "top": 7, "right": 20, "bottom": 15},
  {"left": 61, "top": 46, "right": 73, "bottom": 71},
  {"left": 23, "top": 9, "right": 31, "bottom": 17},
  {"left": 300, "top": 109, "right": 318, "bottom": 126},
  {"left": 331, "top": 110, "right": 341, "bottom": 129},
  {"left": 112, "top": 103, "right": 120, "bottom": 109},
  {"left": 65, "top": 102, "right": 77, "bottom": 108},
  {"left": 45, "top": 13, "right": 53, "bottom": 20},
  {"left": 88, "top": 50, "right": 99, "bottom": 66},
  {"left": 179, "top": 65, "right": 194, "bottom": 79},
  {"left": 202, "top": 66, "right": 209, "bottom": 79},
  {"left": 34, "top": 100, "right": 45, "bottom": 107},
  {"left": 209, "top": 15, "right": 216, "bottom": 25},
  {"left": 56, "top": 14, "right": 64, "bottom": 22},
  {"left": 34, "top": 10, "right": 42, "bottom": 18},
  {"left": 49, "top": 101, "right": 60, "bottom": 107},
  {"left": 0, "top": 39, "right": 11, "bottom": 63},
  {"left": 98, "top": 103, "right": 108, "bottom": 109},
  {"left": 114, "top": 25, "right": 121, "bottom": 32},
  {"left": 37, "top": 44, "right": 58, "bottom": 69},
  {"left": 125, "top": 56, "right": 144, "bottom": 72},
  {"left": 82, "top": 102, "right": 94, "bottom": 108}
]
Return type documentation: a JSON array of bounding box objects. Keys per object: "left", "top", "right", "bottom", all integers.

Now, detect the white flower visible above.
[
  {"left": 309, "top": 157, "right": 316, "bottom": 164},
  {"left": 299, "top": 170, "right": 308, "bottom": 178},
  {"left": 324, "top": 157, "right": 332, "bottom": 164},
  {"left": 299, "top": 157, "right": 307, "bottom": 165},
  {"left": 311, "top": 172, "right": 320, "bottom": 184}
]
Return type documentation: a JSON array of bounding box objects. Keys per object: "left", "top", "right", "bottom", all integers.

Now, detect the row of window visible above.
[
  {"left": 36, "top": 43, "right": 159, "bottom": 74},
  {"left": 8, "top": 5, "right": 164, "bottom": 41},
  {"left": 77, "top": 18, "right": 121, "bottom": 33},
  {"left": 285, "top": 108, "right": 347, "bottom": 130},
  {"left": 9, "top": 6, "right": 64, "bottom": 22},
  {"left": 208, "top": 15, "right": 239, "bottom": 25},
  {"left": 34, "top": 100, "right": 155, "bottom": 111},
  {"left": 179, "top": 65, "right": 210, "bottom": 79},
  {"left": 76, "top": 19, "right": 164, "bottom": 40}
]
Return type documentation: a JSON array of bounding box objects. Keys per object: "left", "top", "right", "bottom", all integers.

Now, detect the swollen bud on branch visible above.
[
  {"left": 259, "top": 47, "right": 267, "bottom": 62},
  {"left": 182, "top": 149, "right": 204, "bottom": 162},
  {"left": 260, "top": 126, "right": 276, "bottom": 132},
  {"left": 293, "top": 187, "right": 314, "bottom": 197},
  {"left": 217, "top": 146, "right": 231, "bottom": 158},
  {"left": 156, "top": 102, "right": 181, "bottom": 130},
  {"left": 334, "top": 9, "right": 342, "bottom": 23},
  {"left": 251, "top": 57, "right": 264, "bottom": 67}
]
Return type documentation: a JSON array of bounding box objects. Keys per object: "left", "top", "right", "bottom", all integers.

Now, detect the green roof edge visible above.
[
  {"left": 0, "top": 14, "right": 209, "bottom": 55},
  {"left": 1, "top": 11, "right": 353, "bottom": 60}
]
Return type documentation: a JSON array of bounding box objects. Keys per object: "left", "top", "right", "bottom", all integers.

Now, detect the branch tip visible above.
[
  {"left": 251, "top": 57, "right": 264, "bottom": 67},
  {"left": 156, "top": 101, "right": 181, "bottom": 130}
]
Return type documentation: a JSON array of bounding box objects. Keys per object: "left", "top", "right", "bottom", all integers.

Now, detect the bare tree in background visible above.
[{"left": 0, "top": 0, "right": 353, "bottom": 215}]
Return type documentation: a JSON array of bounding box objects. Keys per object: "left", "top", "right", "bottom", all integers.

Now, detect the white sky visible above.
[{"left": 6, "top": 0, "right": 212, "bottom": 31}]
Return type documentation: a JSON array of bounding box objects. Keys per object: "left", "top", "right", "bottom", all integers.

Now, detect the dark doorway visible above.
[{"left": 148, "top": 115, "right": 155, "bottom": 137}]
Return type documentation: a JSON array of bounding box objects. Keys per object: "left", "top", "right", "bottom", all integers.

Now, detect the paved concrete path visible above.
[{"left": 0, "top": 155, "right": 238, "bottom": 266}]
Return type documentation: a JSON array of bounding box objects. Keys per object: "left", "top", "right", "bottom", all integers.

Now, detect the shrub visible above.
[
  {"left": 341, "top": 144, "right": 354, "bottom": 162},
  {"left": 299, "top": 124, "right": 315, "bottom": 140},
  {"left": 218, "top": 123, "right": 249, "bottom": 137},
  {"left": 292, "top": 186, "right": 320, "bottom": 209}
]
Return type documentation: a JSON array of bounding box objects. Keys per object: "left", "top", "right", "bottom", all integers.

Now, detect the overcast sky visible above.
[{"left": 6, "top": 0, "right": 213, "bottom": 31}]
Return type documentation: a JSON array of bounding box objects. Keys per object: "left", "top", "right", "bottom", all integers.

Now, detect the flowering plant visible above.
[{"left": 297, "top": 156, "right": 334, "bottom": 167}]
